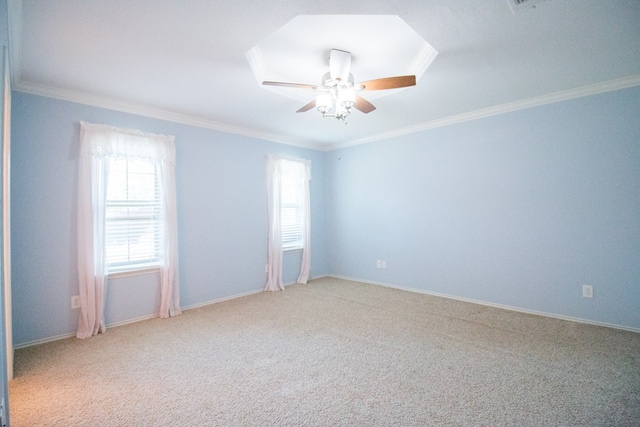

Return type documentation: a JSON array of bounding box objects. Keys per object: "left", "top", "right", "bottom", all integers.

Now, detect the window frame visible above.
[
  {"left": 278, "top": 158, "right": 306, "bottom": 252},
  {"left": 104, "top": 157, "right": 164, "bottom": 274},
  {"left": 278, "top": 159, "right": 306, "bottom": 252}
]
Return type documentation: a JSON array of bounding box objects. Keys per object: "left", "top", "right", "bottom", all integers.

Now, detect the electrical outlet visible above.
[
  {"left": 381, "top": 260, "right": 387, "bottom": 269},
  {"left": 582, "top": 285, "right": 593, "bottom": 299},
  {"left": 376, "top": 260, "right": 382, "bottom": 268},
  {"left": 71, "top": 295, "right": 81, "bottom": 309}
]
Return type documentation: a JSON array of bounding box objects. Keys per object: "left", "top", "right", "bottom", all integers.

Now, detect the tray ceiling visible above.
[{"left": 8, "top": 0, "right": 640, "bottom": 150}]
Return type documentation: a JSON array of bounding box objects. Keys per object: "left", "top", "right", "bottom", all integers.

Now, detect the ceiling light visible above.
[
  {"left": 262, "top": 49, "right": 422, "bottom": 125},
  {"left": 316, "top": 93, "right": 332, "bottom": 114},
  {"left": 339, "top": 89, "right": 356, "bottom": 109},
  {"left": 315, "top": 87, "right": 354, "bottom": 124}
]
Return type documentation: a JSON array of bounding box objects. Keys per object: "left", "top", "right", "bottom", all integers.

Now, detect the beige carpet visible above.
[{"left": 8, "top": 277, "right": 640, "bottom": 426}]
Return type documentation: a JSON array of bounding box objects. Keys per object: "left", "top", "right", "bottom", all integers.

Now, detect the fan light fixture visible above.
[
  {"left": 315, "top": 85, "right": 357, "bottom": 123},
  {"left": 262, "top": 49, "right": 418, "bottom": 124}
]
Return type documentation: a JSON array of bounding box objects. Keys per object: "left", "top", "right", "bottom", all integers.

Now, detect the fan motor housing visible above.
[{"left": 321, "top": 72, "right": 354, "bottom": 89}]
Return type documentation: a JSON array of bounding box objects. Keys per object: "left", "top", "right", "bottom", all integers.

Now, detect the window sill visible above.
[
  {"left": 108, "top": 266, "right": 161, "bottom": 279},
  {"left": 283, "top": 247, "right": 303, "bottom": 253}
]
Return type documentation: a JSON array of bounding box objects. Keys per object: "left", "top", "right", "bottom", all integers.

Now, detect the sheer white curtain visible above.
[
  {"left": 296, "top": 161, "right": 311, "bottom": 284},
  {"left": 76, "top": 122, "right": 181, "bottom": 339},
  {"left": 158, "top": 159, "right": 181, "bottom": 318},
  {"left": 265, "top": 155, "right": 284, "bottom": 291},
  {"left": 265, "top": 155, "right": 311, "bottom": 292}
]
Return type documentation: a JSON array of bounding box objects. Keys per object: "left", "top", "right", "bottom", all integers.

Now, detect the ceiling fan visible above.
[{"left": 262, "top": 49, "right": 416, "bottom": 124}]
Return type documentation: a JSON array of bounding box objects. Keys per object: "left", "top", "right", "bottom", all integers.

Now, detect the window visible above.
[
  {"left": 105, "top": 157, "right": 162, "bottom": 272},
  {"left": 280, "top": 160, "right": 305, "bottom": 251},
  {"left": 77, "top": 122, "right": 181, "bottom": 338},
  {"left": 265, "top": 155, "right": 311, "bottom": 291}
]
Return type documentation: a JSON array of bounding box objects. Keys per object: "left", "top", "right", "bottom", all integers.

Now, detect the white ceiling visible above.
[
  {"left": 8, "top": 0, "right": 640, "bottom": 150},
  {"left": 247, "top": 15, "right": 438, "bottom": 104}
]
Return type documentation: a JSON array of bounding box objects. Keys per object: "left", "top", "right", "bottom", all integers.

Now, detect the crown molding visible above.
[
  {"left": 409, "top": 41, "right": 439, "bottom": 79},
  {"left": 12, "top": 73, "right": 640, "bottom": 153},
  {"left": 13, "top": 80, "right": 326, "bottom": 151},
  {"left": 245, "top": 46, "right": 314, "bottom": 104},
  {"left": 327, "top": 74, "right": 640, "bottom": 151}
]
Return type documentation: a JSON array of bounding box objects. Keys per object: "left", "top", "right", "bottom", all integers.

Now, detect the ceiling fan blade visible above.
[
  {"left": 296, "top": 99, "right": 316, "bottom": 113},
  {"left": 329, "top": 49, "right": 351, "bottom": 81},
  {"left": 354, "top": 95, "right": 376, "bottom": 114},
  {"left": 262, "top": 81, "right": 317, "bottom": 90},
  {"left": 357, "top": 75, "right": 416, "bottom": 91}
]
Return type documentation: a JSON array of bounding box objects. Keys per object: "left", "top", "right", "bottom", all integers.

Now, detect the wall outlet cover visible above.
[{"left": 71, "top": 295, "right": 81, "bottom": 309}]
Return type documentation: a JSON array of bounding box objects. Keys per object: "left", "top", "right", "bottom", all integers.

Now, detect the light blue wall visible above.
[
  {"left": 328, "top": 86, "right": 640, "bottom": 329},
  {"left": 1, "top": 1, "right": 12, "bottom": 424},
  {"left": 10, "top": 92, "right": 327, "bottom": 346},
  {"left": 10, "top": 84, "right": 640, "bottom": 346},
  {"left": 0, "top": 0, "right": 13, "bottom": 425},
  {"left": 0, "top": 0, "right": 7, "bottom": 47}
]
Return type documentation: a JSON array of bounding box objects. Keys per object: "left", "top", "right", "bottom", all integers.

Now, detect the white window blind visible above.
[
  {"left": 280, "top": 160, "right": 305, "bottom": 251},
  {"left": 105, "top": 157, "right": 162, "bottom": 271}
]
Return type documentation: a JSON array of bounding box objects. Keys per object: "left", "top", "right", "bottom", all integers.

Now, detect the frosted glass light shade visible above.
[
  {"left": 316, "top": 93, "right": 332, "bottom": 113},
  {"left": 339, "top": 89, "right": 356, "bottom": 108}
]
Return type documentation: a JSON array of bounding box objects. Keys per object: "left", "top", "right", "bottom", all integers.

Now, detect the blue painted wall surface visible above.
[
  {"left": 0, "top": 0, "right": 7, "bottom": 47},
  {"left": 10, "top": 85, "right": 640, "bottom": 345},
  {"left": 10, "top": 92, "right": 327, "bottom": 346},
  {"left": 0, "top": 1, "right": 11, "bottom": 424},
  {"left": 328, "top": 87, "right": 640, "bottom": 329}
]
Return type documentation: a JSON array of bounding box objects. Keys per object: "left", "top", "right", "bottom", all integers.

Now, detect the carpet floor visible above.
[{"left": 8, "top": 277, "right": 640, "bottom": 426}]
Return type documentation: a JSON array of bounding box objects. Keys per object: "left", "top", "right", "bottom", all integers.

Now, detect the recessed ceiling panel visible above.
[
  {"left": 246, "top": 15, "right": 438, "bottom": 102},
  {"left": 11, "top": 1, "right": 640, "bottom": 149}
]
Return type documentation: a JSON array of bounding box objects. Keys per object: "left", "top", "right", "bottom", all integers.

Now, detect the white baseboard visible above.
[
  {"left": 14, "top": 274, "right": 330, "bottom": 349},
  {"left": 13, "top": 332, "right": 77, "bottom": 349},
  {"left": 328, "top": 275, "right": 640, "bottom": 334},
  {"left": 181, "top": 288, "right": 265, "bottom": 311},
  {"left": 27, "top": 273, "right": 629, "bottom": 349}
]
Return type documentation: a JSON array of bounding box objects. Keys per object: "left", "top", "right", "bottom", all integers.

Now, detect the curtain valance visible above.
[{"left": 80, "top": 121, "right": 175, "bottom": 163}]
